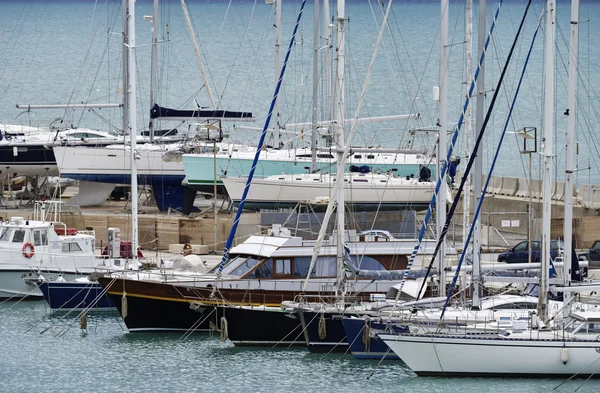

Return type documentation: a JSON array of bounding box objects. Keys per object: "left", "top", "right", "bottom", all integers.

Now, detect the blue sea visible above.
[
  {"left": 1, "top": 300, "right": 600, "bottom": 392},
  {"left": 0, "top": 0, "right": 599, "bottom": 183},
  {"left": 1, "top": 1, "right": 600, "bottom": 391}
]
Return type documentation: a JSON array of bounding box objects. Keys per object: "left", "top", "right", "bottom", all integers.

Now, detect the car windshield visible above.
[{"left": 551, "top": 240, "right": 564, "bottom": 250}]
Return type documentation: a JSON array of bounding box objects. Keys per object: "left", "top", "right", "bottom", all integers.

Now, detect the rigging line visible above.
[
  {"left": 224, "top": 0, "right": 262, "bottom": 109},
  {"left": 0, "top": 1, "right": 35, "bottom": 98},
  {"left": 440, "top": 1, "right": 539, "bottom": 321},
  {"left": 63, "top": 0, "right": 113, "bottom": 122},
  {"left": 301, "top": 0, "right": 395, "bottom": 293},
  {"left": 77, "top": 5, "right": 123, "bottom": 128},
  {"left": 211, "top": 0, "right": 234, "bottom": 57},
  {"left": 394, "top": 0, "right": 504, "bottom": 299},
  {"left": 216, "top": 0, "right": 308, "bottom": 274}
]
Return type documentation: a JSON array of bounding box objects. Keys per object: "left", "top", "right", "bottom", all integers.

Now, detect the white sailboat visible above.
[
  {"left": 222, "top": 170, "right": 442, "bottom": 211},
  {"left": 380, "top": 0, "right": 600, "bottom": 378}
]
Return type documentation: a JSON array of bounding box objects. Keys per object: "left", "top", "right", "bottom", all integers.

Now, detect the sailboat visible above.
[
  {"left": 222, "top": 169, "right": 440, "bottom": 211},
  {"left": 52, "top": 0, "right": 254, "bottom": 215},
  {"left": 379, "top": 0, "right": 600, "bottom": 377}
]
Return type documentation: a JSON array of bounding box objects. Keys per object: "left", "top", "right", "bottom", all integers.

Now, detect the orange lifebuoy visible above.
[
  {"left": 182, "top": 242, "right": 192, "bottom": 256},
  {"left": 22, "top": 242, "right": 35, "bottom": 258}
]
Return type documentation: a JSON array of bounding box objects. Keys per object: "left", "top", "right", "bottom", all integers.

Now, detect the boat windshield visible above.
[
  {"left": 221, "top": 256, "right": 261, "bottom": 277},
  {"left": 0, "top": 228, "right": 13, "bottom": 242}
]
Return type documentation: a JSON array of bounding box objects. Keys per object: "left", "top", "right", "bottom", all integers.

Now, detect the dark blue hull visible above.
[
  {"left": 342, "top": 317, "right": 407, "bottom": 360},
  {"left": 60, "top": 174, "right": 195, "bottom": 214},
  {"left": 39, "top": 281, "right": 115, "bottom": 312},
  {"left": 296, "top": 310, "right": 353, "bottom": 354}
]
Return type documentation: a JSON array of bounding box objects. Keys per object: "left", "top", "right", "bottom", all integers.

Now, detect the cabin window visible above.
[
  {"left": 220, "top": 256, "right": 247, "bottom": 275},
  {"left": 275, "top": 259, "right": 292, "bottom": 276},
  {"left": 294, "top": 257, "right": 312, "bottom": 278},
  {"left": 12, "top": 229, "right": 25, "bottom": 243},
  {"left": 313, "top": 256, "right": 337, "bottom": 277},
  {"left": 227, "top": 257, "right": 261, "bottom": 277},
  {"left": 0, "top": 228, "right": 13, "bottom": 242},
  {"left": 350, "top": 256, "right": 386, "bottom": 271},
  {"left": 33, "top": 230, "right": 41, "bottom": 246},
  {"left": 248, "top": 260, "right": 273, "bottom": 278},
  {"left": 33, "top": 230, "right": 48, "bottom": 246},
  {"left": 293, "top": 257, "right": 337, "bottom": 277},
  {"left": 62, "top": 242, "right": 82, "bottom": 252}
]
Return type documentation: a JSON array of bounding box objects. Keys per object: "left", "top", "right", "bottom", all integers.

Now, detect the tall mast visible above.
[
  {"left": 563, "top": 0, "right": 579, "bottom": 309},
  {"left": 122, "top": 0, "right": 129, "bottom": 137},
  {"left": 324, "top": 0, "right": 333, "bottom": 132},
  {"left": 311, "top": 0, "right": 320, "bottom": 172},
  {"left": 181, "top": 0, "right": 215, "bottom": 109},
  {"left": 471, "top": 0, "right": 486, "bottom": 310},
  {"left": 335, "top": 0, "right": 346, "bottom": 306},
  {"left": 437, "top": 0, "right": 449, "bottom": 297},
  {"left": 148, "top": 0, "right": 159, "bottom": 142},
  {"left": 127, "top": 0, "right": 139, "bottom": 265},
  {"left": 462, "top": 0, "right": 473, "bottom": 299},
  {"left": 273, "top": 0, "right": 282, "bottom": 149},
  {"left": 539, "top": 0, "right": 555, "bottom": 323}
]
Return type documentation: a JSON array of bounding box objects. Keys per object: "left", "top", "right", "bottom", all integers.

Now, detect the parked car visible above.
[
  {"left": 497, "top": 240, "right": 564, "bottom": 264},
  {"left": 586, "top": 240, "right": 600, "bottom": 264}
]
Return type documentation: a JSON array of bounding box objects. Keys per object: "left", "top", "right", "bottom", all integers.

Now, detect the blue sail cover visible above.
[
  {"left": 150, "top": 104, "right": 253, "bottom": 121},
  {"left": 343, "top": 247, "right": 434, "bottom": 280}
]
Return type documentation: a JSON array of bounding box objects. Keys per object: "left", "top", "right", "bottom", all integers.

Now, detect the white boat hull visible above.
[
  {"left": 223, "top": 173, "right": 437, "bottom": 210},
  {"left": 53, "top": 145, "right": 185, "bottom": 185},
  {"left": 0, "top": 267, "right": 96, "bottom": 299},
  {"left": 381, "top": 332, "right": 600, "bottom": 377}
]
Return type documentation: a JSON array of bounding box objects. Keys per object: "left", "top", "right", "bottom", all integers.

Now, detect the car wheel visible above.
[{"left": 498, "top": 257, "right": 507, "bottom": 263}]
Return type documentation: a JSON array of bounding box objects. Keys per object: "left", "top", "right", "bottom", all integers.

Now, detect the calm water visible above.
[
  {"left": 0, "top": 0, "right": 599, "bottom": 184},
  {"left": 0, "top": 300, "right": 599, "bottom": 392}
]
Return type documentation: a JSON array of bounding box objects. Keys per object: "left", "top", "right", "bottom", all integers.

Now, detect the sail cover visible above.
[{"left": 150, "top": 104, "right": 253, "bottom": 121}]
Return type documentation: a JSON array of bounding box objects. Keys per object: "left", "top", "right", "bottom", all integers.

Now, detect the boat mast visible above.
[
  {"left": 273, "top": 0, "right": 282, "bottom": 149},
  {"left": 122, "top": 0, "right": 129, "bottom": 136},
  {"left": 324, "top": 0, "right": 333, "bottom": 142},
  {"left": 127, "top": 0, "right": 139, "bottom": 266},
  {"left": 148, "top": 0, "right": 159, "bottom": 143},
  {"left": 181, "top": 0, "right": 216, "bottom": 109},
  {"left": 335, "top": 0, "right": 346, "bottom": 306},
  {"left": 462, "top": 0, "right": 473, "bottom": 300},
  {"left": 311, "top": 0, "right": 320, "bottom": 172},
  {"left": 437, "top": 0, "right": 449, "bottom": 297},
  {"left": 563, "top": 0, "right": 579, "bottom": 311},
  {"left": 471, "top": 0, "right": 486, "bottom": 310},
  {"left": 539, "top": 0, "right": 555, "bottom": 324}
]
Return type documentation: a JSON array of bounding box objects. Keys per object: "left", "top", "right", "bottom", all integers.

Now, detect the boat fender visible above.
[
  {"left": 220, "top": 317, "right": 228, "bottom": 342},
  {"left": 318, "top": 314, "right": 327, "bottom": 339},
  {"left": 80, "top": 311, "right": 88, "bottom": 330},
  {"left": 560, "top": 347, "right": 569, "bottom": 365},
  {"left": 362, "top": 321, "right": 371, "bottom": 352},
  {"left": 121, "top": 292, "right": 128, "bottom": 319},
  {"left": 22, "top": 242, "right": 35, "bottom": 258}
]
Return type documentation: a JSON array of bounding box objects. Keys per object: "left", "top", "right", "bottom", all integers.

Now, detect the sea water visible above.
[
  {"left": 1, "top": 301, "right": 600, "bottom": 392},
  {"left": 0, "top": 0, "right": 599, "bottom": 184}
]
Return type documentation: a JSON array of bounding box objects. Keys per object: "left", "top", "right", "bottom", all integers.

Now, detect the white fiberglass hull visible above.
[
  {"left": 223, "top": 173, "right": 437, "bottom": 210},
  {"left": 53, "top": 145, "right": 185, "bottom": 185},
  {"left": 0, "top": 268, "right": 96, "bottom": 299},
  {"left": 380, "top": 332, "right": 600, "bottom": 377}
]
